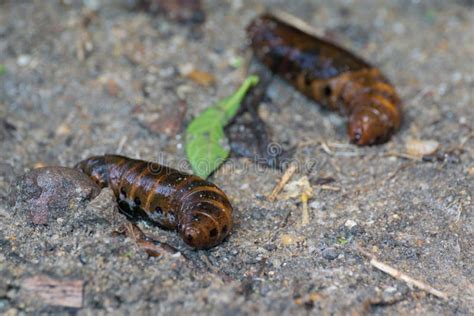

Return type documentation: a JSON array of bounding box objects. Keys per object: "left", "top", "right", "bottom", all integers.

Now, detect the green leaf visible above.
[
  {"left": 0, "top": 64, "right": 6, "bottom": 76},
  {"left": 185, "top": 75, "right": 259, "bottom": 178}
]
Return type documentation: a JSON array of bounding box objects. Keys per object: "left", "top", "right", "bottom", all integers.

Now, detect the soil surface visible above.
[{"left": 0, "top": 0, "right": 473, "bottom": 315}]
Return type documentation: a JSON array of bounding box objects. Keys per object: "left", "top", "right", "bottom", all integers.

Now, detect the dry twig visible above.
[
  {"left": 384, "top": 152, "right": 422, "bottom": 161},
  {"left": 320, "top": 184, "right": 341, "bottom": 191},
  {"left": 383, "top": 161, "right": 418, "bottom": 183},
  {"left": 356, "top": 245, "right": 449, "bottom": 300},
  {"left": 300, "top": 192, "right": 310, "bottom": 226},
  {"left": 267, "top": 163, "right": 298, "bottom": 201}
]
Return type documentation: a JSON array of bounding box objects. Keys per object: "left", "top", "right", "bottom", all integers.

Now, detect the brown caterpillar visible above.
[
  {"left": 247, "top": 12, "right": 402, "bottom": 145},
  {"left": 75, "top": 155, "right": 233, "bottom": 249}
]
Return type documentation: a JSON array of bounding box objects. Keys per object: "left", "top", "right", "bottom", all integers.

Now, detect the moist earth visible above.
[{"left": 0, "top": 0, "right": 473, "bottom": 315}]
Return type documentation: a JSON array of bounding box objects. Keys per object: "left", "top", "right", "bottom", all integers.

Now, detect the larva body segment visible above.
[
  {"left": 247, "top": 13, "right": 402, "bottom": 145},
  {"left": 75, "top": 155, "right": 233, "bottom": 249}
]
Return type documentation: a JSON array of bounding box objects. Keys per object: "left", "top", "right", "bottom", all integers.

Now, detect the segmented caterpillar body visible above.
[
  {"left": 247, "top": 13, "right": 402, "bottom": 145},
  {"left": 75, "top": 155, "right": 233, "bottom": 249}
]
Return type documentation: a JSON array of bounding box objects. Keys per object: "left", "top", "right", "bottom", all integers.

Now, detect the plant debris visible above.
[
  {"left": 356, "top": 245, "right": 449, "bottom": 300},
  {"left": 183, "top": 68, "right": 215, "bottom": 86},
  {"left": 22, "top": 275, "right": 84, "bottom": 309},
  {"left": 185, "top": 75, "right": 259, "bottom": 178},
  {"left": 406, "top": 139, "right": 440, "bottom": 158},
  {"left": 267, "top": 163, "right": 298, "bottom": 201},
  {"left": 142, "top": 100, "right": 187, "bottom": 136},
  {"left": 227, "top": 70, "right": 294, "bottom": 169},
  {"left": 128, "top": 0, "right": 205, "bottom": 24}
]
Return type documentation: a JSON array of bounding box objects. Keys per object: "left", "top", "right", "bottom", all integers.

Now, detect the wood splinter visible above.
[
  {"left": 267, "top": 163, "right": 298, "bottom": 201},
  {"left": 356, "top": 245, "right": 449, "bottom": 300},
  {"left": 22, "top": 275, "right": 84, "bottom": 308}
]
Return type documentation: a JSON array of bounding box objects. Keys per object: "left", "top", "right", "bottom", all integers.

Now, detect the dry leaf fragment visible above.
[
  {"left": 280, "top": 176, "right": 313, "bottom": 200},
  {"left": 33, "top": 162, "right": 47, "bottom": 169},
  {"left": 406, "top": 139, "right": 439, "bottom": 158},
  {"left": 186, "top": 69, "right": 215, "bottom": 86},
  {"left": 279, "top": 233, "right": 304, "bottom": 246},
  {"left": 145, "top": 100, "right": 187, "bottom": 136}
]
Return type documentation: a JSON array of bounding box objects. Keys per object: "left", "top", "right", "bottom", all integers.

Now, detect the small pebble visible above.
[
  {"left": 106, "top": 79, "right": 120, "bottom": 97},
  {"left": 263, "top": 243, "right": 277, "bottom": 251},
  {"left": 321, "top": 247, "right": 339, "bottom": 260},
  {"left": 309, "top": 200, "right": 323, "bottom": 210},
  {"left": 382, "top": 285, "right": 405, "bottom": 303},
  {"left": 17, "top": 54, "right": 31, "bottom": 66},
  {"left": 179, "top": 63, "right": 194, "bottom": 75},
  {"left": 83, "top": 0, "right": 100, "bottom": 10},
  {"left": 240, "top": 183, "right": 249, "bottom": 190},
  {"left": 344, "top": 219, "right": 357, "bottom": 229}
]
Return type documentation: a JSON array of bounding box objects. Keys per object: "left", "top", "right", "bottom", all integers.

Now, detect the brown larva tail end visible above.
[
  {"left": 75, "top": 155, "right": 110, "bottom": 188},
  {"left": 348, "top": 109, "right": 392, "bottom": 146}
]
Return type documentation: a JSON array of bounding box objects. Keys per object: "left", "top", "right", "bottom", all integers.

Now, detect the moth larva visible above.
[
  {"left": 247, "top": 12, "right": 402, "bottom": 145},
  {"left": 76, "top": 155, "right": 233, "bottom": 249}
]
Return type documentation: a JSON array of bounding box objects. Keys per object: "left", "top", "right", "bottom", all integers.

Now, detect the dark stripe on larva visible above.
[
  {"left": 143, "top": 171, "right": 169, "bottom": 210},
  {"left": 75, "top": 154, "right": 233, "bottom": 249},
  {"left": 191, "top": 199, "right": 232, "bottom": 227},
  {"left": 181, "top": 187, "right": 230, "bottom": 205},
  {"left": 178, "top": 182, "right": 226, "bottom": 203},
  {"left": 128, "top": 167, "right": 150, "bottom": 202}
]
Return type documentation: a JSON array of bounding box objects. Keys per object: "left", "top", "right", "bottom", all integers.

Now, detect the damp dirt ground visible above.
[{"left": 0, "top": 0, "right": 473, "bottom": 315}]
